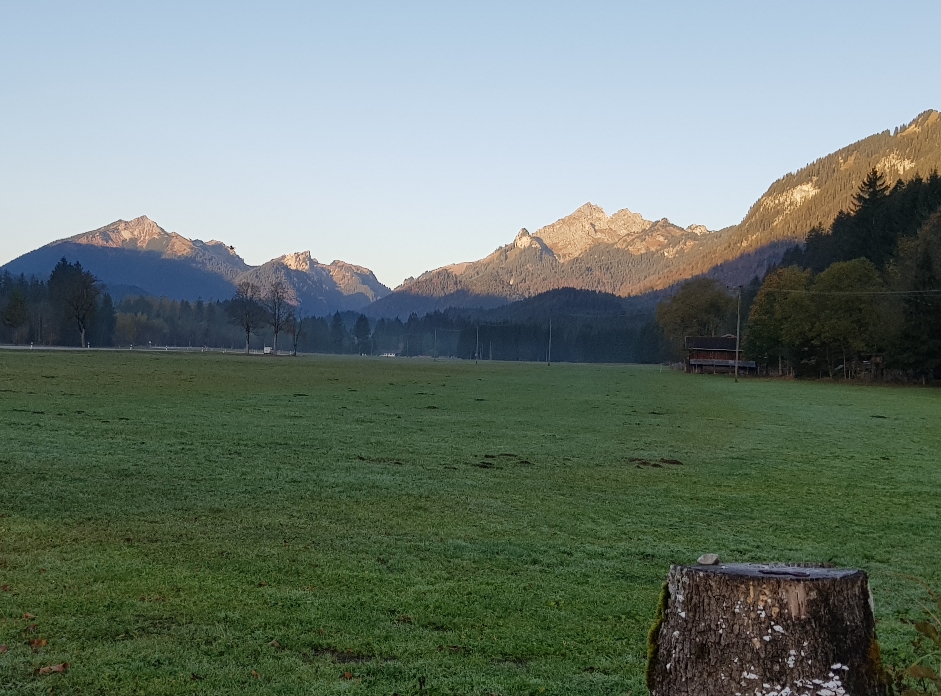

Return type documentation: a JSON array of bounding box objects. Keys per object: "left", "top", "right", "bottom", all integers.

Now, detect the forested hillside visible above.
[{"left": 743, "top": 170, "right": 941, "bottom": 379}]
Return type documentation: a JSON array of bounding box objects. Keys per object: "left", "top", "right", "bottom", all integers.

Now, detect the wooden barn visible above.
[{"left": 684, "top": 335, "right": 756, "bottom": 374}]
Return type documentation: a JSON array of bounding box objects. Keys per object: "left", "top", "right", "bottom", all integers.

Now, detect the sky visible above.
[{"left": 1, "top": 1, "right": 939, "bottom": 288}]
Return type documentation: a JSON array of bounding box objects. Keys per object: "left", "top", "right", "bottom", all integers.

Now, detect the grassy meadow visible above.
[{"left": 0, "top": 350, "right": 939, "bottom": 694}]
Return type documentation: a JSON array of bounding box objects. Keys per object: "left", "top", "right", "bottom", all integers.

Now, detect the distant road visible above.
[{"left": 1, "top": 345, "right": 233, "bottom": 353}]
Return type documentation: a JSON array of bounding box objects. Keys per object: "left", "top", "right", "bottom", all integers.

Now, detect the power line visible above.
[{"left": 762, "top": 288, "right": 941, "bottom": 296}]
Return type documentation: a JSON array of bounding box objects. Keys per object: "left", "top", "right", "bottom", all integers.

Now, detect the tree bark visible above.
[{"left": 648, "top": 563, "right": 888, "bottom": 696}]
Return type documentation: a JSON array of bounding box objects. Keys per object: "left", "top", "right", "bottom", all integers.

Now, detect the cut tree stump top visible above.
[{"left": 689, "top": 562, "right": 861, "bottom": 581}]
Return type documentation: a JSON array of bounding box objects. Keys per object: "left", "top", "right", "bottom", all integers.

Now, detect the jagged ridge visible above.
[
  {"left": 370, "top": 110, "right": 941, "bottom": 317},
  {"left": 2, "top": 216, "right": 391, "bottom": 313}
]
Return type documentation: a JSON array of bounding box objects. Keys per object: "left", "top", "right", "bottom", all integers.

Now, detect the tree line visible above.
[
  {"left": 1, "top": 266, "right": 672, "bottom": 363},
  {"left": 1, "top": 258, "right": 115, "bottom": 347}
]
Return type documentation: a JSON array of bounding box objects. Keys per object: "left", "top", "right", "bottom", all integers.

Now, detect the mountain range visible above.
[
  {"left": 2, "top": 110, "right": 939, "bottom": 317},
  {"left": 1, "top": 216, "right": 390, "bottom": 314},
  {"left": 368, "top": 109, "right": 941, "bottom": 316}
]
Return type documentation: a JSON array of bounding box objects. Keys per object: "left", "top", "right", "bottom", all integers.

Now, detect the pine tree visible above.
[
  {"left": 851, "top": 168, "right": 890, "bottom": 211},
  {"left": 352, "top": 314, "right": 371, "bottom": 354},
  {"left": 1, "top": 290, "right": 28, "bottom": 343},
  {"left": 897, "top": 216, "right": 941, "bottom": 378},
  {"left": 330, "top": 312, "right": 347, "bottom": 353},
  {"left": 48, "top": 258, "right": 101, "bottom": 348},
  {"left": 852, "top": 169, "right": 894, "bottom": 269}
]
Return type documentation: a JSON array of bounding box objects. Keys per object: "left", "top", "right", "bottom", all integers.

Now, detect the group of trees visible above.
[
  {"left": 113, "top": 295, "right": 238, "bottom": 347},
  {"left": 1, "top": 259, "right": 115, "bottom": 347},
  {"left": 748, "top": 170, "right": 941, "bottom": 379},
  {"left": 227, "top": 281, "right": 299, "bottom": 355},
  {"left": 745, "top": 260, "right": 889, "bottom": 378},
  {"left": 653, "top": 277, "right": 759, "bottom": 357},
  {"left": 781, "top": 169, "right": 941, "bottom": 273}
]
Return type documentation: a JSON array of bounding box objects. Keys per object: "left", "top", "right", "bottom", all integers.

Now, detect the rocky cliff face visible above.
[{"left": 237, "top": 252, "right": 390, "bottom": 313}]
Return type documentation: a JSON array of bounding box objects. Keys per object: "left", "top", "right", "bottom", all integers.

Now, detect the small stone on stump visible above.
[
  {"left": 647, "top": 563, "right": 888, "bottom": 696},
  {"left": 698, "top": 553, "right": 720, "bottom": 565}
]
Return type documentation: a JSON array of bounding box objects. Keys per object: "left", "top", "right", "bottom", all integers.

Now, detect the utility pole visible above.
[
  {"left": 734, "top": 287, "right": 742, "bottom": 382},
  {"left": 475, "top": 325, "right": 479, "bottom": 364},
  {"left": 547, "top": 317, "right": 552, "bottom": 366}
]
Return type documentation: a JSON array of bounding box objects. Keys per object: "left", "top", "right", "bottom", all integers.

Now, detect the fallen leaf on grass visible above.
[
  {"left": 257, "top": 582, "right": 268, "bottom": 587},
  {"left": 0, "top": 645, "right": 7, "bottom": 653},
  {"left": 37, "top": 663, "right": 68, "bottom": 675},
  {"left": 23, "top": 613, "right": 36, "bottom": 619},
  {"left": 909, "top": 664, "right": 939, "bottom": 680},
  {"left": 342, "top": 671, "right": 354, "bottom": 680},
  {"left": 250, "top": 670, "right": 260, "bottom": 679},
  {"left": 190, "top": 673, "right": 203, "bottom": 681},
  {"left": 30, "top": 638, "right": 47, "bottom": 652},
  {"left": 28, "top": 624, "right": 38, "bottom": 632},
  {"left": 1, "top": 585, "right": 8, "bottom": 592},
  {"left": 268, "top": 640, "right": 281, "bottom": 649}
]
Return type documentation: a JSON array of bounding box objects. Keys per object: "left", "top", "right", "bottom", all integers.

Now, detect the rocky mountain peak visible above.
[
  {"left": 65, "top": 215, "right": 177, "bottom": 251},
  {"left": 532, "top": 203, "right": 621, "bottom": 260},
  {"left": 607, "top": 208, "right": 652, "bottom": 237},
  {"left": 328, "top": 259, "right": 375, "bottom": 275},
  {"left": 113, "top": 216, "right": 168, "bottom": 242},
  {"left": 514, "top": 228, "right": 553, "bottom": 255},
  {"left": 279, "top": 251, "right": 317, "bottom": 273}
]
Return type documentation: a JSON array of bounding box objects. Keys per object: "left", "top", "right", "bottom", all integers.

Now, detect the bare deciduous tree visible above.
[
  {"left": 227, "top": 281, "right": 265, "bottom": 354},
  {"left": 286, "top": 312, "right": 304, "bottom": 356},
  {"left": 263, "top": 281, "right": 294, "bottom": 355}
]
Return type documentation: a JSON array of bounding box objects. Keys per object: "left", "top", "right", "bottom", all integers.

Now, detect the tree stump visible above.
[{"left": 647, "top": 563, "right": 888, "bottom": 696}]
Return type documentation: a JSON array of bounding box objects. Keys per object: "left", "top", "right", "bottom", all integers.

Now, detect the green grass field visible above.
[{"left": 1, "top": 351, "right": 939, "bottom": 694}]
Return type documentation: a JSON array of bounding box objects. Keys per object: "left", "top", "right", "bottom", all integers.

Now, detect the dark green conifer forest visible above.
[{"left": 744, "top": 169, "right": 941, "bottom": 379}]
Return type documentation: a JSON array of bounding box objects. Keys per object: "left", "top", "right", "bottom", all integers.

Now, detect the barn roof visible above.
[{"left": 685, "top": 336, "right": 737, "bottom": 351}]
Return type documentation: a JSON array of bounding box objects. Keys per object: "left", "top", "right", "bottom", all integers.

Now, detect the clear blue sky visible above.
[{"left": 1, "top": 1, "right": 938, "bottom": 287}]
